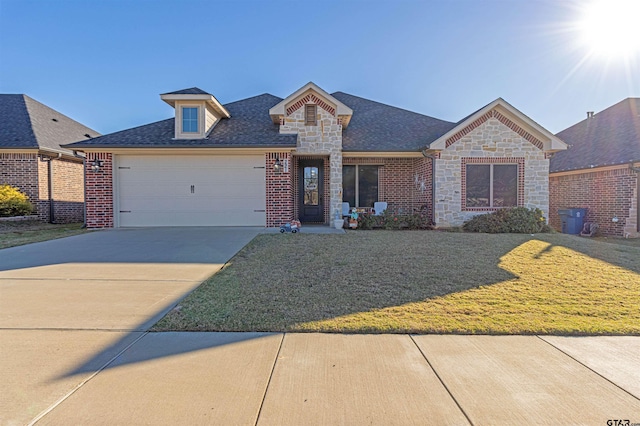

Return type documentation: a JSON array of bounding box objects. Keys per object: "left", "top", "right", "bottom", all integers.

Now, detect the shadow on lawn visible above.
[
  {"left": 155, "top": 232, "right": 540, "bottom": 331},
  {"left": 55, "top": 231, "right": 639, "bottom": 379}
]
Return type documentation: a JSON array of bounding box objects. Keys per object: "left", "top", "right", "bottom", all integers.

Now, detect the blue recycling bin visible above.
[{"left": 558, "top": 208, "right": 587, "bottom": 234}]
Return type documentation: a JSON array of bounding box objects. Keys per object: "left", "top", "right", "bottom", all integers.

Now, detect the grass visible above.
[
  {"left": 0, "top": 220, "right": 86, "bottom": 249},
  {"left": 154, "top": 231, "right": 640, "bottom": 335}
]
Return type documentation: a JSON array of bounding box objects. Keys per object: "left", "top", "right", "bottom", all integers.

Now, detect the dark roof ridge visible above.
[
  {"left": 62, "top": 118, "right": 173, "bottom": 147},
  {"left": 222, "top": 93, "right": 282, "bottom": 107},
  {"left": 23, "top": 94, "right": 100, "bottom": 135},
  {"left": 161, "top": 87, "right": 212, "bottom": 96},
  {"left": 331, "top": 91, "right": 454, "bottom": 124}
]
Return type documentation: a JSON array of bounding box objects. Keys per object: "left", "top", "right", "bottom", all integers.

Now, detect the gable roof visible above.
[
  {"left": 428, "top": 98, "right": 567, "bottom": 153},
  {"left": 550, "top": 98, "right": 640, "bottom": 172},
  {"left": 0, "top": 94, "right": 100, "bottom": 155},
  {"left": 65, "top": 94, "right": 297, "bottom": 149},
  {"left": 269, "top": 82, "right": 354, "bottom": 127},
  {"left": 331, "top": 92, "right": 456, "bottom": 152}
]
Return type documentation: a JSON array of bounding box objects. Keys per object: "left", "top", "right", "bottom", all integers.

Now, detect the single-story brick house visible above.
[
  {"left": 0, "top": 94, "right": 100, "bottom": 223},
  {"left": 550, "top": 98, "right": 640, "bottom": 237},
  {"left": 64, "top": 82, "right": 566, "bottom": 229}
]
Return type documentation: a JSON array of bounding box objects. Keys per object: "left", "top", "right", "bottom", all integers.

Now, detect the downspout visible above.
[
  {"left": 630, "top": 163, "right": 640, "bottom": 232},
  {"left": 39, "top": 153, "right": 61, "bottom": 224},
  {"left": 73, "top": 150, "right": 87, "bottom": 228}
]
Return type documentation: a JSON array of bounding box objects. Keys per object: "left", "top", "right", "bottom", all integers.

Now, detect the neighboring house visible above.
[
  {"left": 64, "top": 82, "right": 566, "bottom": 229},
  {"left": 549, "top": 98, "right": 640, "bottom": 237},
  {"left": 0, "top": 94, "right": 100, "bottom": 223}
]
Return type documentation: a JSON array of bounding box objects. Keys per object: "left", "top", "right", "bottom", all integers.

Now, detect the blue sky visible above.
[{"left": 1, "top": 0, "right": 638, "bottom": 135}]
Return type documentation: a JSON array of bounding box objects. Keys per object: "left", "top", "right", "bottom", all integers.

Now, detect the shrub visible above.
[
  {"left": 357, "top": 204, "right": 432, "bottom": 230},
  {"left": 0, "top": 184, "right": 34, "bottom": 217},
  {"left": 462, "top": 207, "right": 552, "bottom": 234}
]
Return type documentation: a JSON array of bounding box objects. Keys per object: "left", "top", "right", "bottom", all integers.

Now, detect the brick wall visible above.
[
  {"left": 0, "top": 153, "right": 83, "bottom": 223},
  {"left": 51, "top": 158, "right": 84, "bottom": 223},
  {"left": 343, "top": 157, "right": 431, "bottom": 216},
  {"left": 85, "top": 152, "right": 113, "bottom": 228},
  {"left": 0, "top": 152, "right": 39, "bottom": 214},
  {"left": 549, "top": 167, "right": 639, "bottom": 237},
  {"left": 266, "top": 152, "right": 294, "bottom": 227}
]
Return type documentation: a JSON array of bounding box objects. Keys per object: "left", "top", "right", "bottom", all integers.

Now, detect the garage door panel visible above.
[{"left": 116, "top": 155, "right": 266, "bottom": 227}]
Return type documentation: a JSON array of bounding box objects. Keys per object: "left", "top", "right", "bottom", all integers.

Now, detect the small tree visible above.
[{"left": 0, "top": 184, "right": 34, "bottom": 217}]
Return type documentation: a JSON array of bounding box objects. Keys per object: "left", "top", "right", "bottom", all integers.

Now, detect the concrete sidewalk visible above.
[{"left": 19, "top": 333, "right": 640, "bottom": 425}]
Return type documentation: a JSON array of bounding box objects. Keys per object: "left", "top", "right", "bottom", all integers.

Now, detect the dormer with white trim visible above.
[{"left": 161, "top": 88, "right": 231, "bottom": 140}]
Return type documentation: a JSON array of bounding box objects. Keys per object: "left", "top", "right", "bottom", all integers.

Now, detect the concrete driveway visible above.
[{"left": 0, "top": 227, "right": 261, "bottom": 425}]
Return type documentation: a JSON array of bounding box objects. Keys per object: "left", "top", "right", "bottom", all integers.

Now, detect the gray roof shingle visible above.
[
  {"left": 550, "top": 98, "right": 640, "bottom": 172},
  {"left": 65, "top": 94, "right": 297, "bottom": 148},
  {"left": 65, "top": 90, "right": 457, "bottom": 151},
  {"left": 331, "top": 92, "right": 456, "bottom": 151},
  {"left": 161, "top": 87, "right": 212, "bottom": 95},
  {"left": 0, "top": 94, "right": 100, "bottom": 154}
]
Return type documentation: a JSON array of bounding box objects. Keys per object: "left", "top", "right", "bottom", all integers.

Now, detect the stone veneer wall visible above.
[
  {"left": 549, "top": 167, "right": 638, "bottom": 237},
  {"left": 85, "top": 152, "right": 113, "bottom": 228},
  {"left": 434, "top": 117, "right": 549, "bottom": 227},
  {"left": 280, "top": 101, "right": 342, "bottom": 226}
]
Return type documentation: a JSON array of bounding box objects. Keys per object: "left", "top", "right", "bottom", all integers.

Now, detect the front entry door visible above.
[{"left": 299, "top": 160, "right": 324, "bottom": 223}]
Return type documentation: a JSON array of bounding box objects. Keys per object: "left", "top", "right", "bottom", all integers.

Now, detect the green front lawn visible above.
[
  {"left": 0, "top": 220, "right": 86, "bottom": 249},
  {"left": 153, "top": 231, "right": 640, "bottom": 335}
]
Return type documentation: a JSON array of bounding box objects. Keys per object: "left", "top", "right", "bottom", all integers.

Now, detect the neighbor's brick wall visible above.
[
  {"left": 266, "top": 152, "right": 294, "bottom": 227},
  {"left": 549, "top": 167, "right": 638, "bottom": 237},
  {"left": 343, "top": 157, "right": 432, "bottom": 216},
  {"left": 85, "top": 152, "right": 113, "bottom": 228},
  {"left": 51, "top": 158, "right": 84, "bottom": 223},
  {"left": 0, "top": 152, "right": 40, "bottom": 215},
  {"left": 434, "top": 117, "right": 549, "bottom": 227},
  {"left": 0, "top": 153, "right": 83, "bottom": 223}
]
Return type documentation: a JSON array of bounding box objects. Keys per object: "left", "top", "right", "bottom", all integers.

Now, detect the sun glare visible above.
[{"left": 577, "top": 0, "right": 640, "bottom": 59}]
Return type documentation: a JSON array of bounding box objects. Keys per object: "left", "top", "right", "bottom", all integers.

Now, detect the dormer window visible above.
[
  {"left": 182, "top": 107, "right": 199, "bottom": 133},
  {"left": 305, "top": 104, "right": 317, "bottom": 126}
]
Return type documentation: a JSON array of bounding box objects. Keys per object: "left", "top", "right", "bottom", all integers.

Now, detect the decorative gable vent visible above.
[{"left": 305, "top": 104, "right": 317, "bottom": 126}]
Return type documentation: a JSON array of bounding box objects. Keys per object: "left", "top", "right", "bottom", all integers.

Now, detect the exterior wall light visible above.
[
  {"left": 273, "top": 156, "right": 283, "bottom": 173},
  {"left": 91, "top": 158, "right": 104, "bottom": 172}
]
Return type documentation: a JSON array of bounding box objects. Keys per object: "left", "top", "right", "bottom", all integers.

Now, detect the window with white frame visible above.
[
  {"left": 465, "top": 163, "right": 518, "bottom": 208},
  {"left": 182, "top": 107, "right": 199, "bottom": 133},
  {"left": 342, "top": 165, "right": 379, "bottom": 208}
]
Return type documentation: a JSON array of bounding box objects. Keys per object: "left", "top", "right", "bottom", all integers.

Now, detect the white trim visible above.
[
  {"left": 160, "top": 93, "right": 230, "bottom": 118},
  {"left": 429, "top": 98, "right": 568, "bottom": 153},
  {"left": 343, "top": 151, "right": 423, "bottom": 158},
  {"left": 73, "top": 147, "right": 295, "bottom": 155},
  {"left": 269, "top": 82, "right": 353, "bottom": 124}
]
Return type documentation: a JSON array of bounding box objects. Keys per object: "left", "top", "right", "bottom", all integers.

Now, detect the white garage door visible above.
[{"left": 116, "top": 155, "right": 265, "bottom": 227}]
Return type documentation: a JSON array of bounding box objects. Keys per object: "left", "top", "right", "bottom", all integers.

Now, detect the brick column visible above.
[
  {"left": 85, "top": 153, "right": 113, "bottom": 228},
  {"left": 266, "top": 152, "right": 293, "bottom": 227}
]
